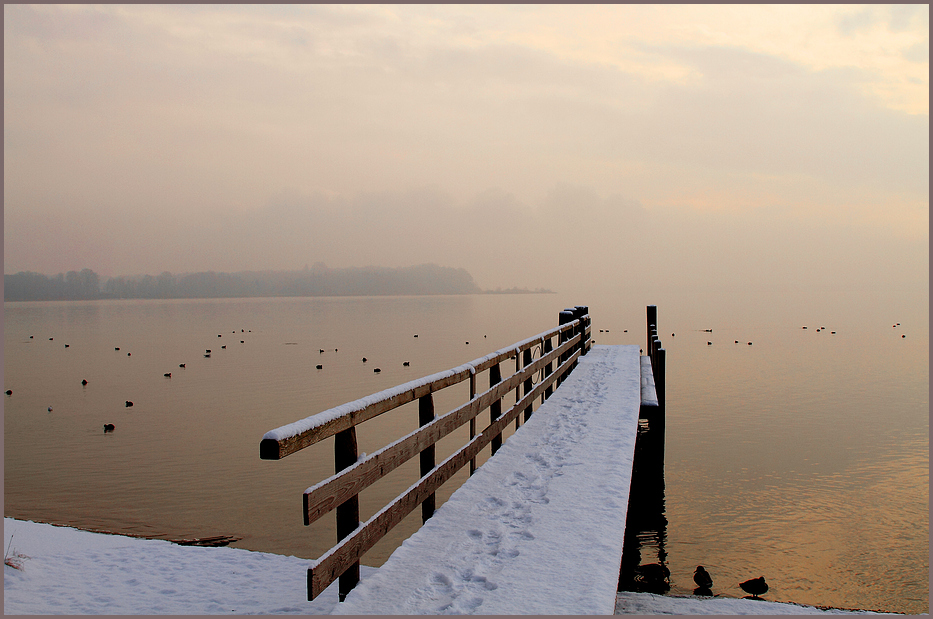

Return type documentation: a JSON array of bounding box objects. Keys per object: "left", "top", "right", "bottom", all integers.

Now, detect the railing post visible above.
[
  {"left": 469, "top": 370, "right": 477, "bottom": 475},
  {"left": 542, "top": 336, "right": 554, "bottom": 401},
  {"left": 575, "top": 305, "right": 590, "bottom": 355},
  {"left": 558, "top": 309, "right": 575, "bottom": 388},
  {"left": 514, "top": 354, "right": 521, "bottom": 430},
  {"left": 489, "top": 362, "right": 503, "bottom": 455},
  {"left": 331, "top": 427, "right": 360, "bottom": 602},
  {"left": 522, "top": 347, "right": 533, "bottom": 422},
  {"left": 419, "top": 394, "right": 436, "bottom": 523}
]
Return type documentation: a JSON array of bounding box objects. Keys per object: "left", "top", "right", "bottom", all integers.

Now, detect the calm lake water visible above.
[{"left": 4, "top": 291, "right": 928, "bottom": 614}]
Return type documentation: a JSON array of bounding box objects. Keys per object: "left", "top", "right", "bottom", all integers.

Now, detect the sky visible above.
[{"left": 3, "top": 4, "right": 929, "bottom": 296}]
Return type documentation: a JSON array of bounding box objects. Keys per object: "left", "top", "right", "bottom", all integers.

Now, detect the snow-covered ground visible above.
[{"left": 4, "top": 518, "right": 891, "bottom": 614}]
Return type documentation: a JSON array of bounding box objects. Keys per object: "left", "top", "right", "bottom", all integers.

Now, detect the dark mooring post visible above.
[
  {"left": 419, "top": 394, "right": 436, "bottom": 522},
  {"left": 331, "top": 427, "right": 360, "bottom": 602},
  {"left": 489, "top": 362, "right": 503, "bottom": 455}
]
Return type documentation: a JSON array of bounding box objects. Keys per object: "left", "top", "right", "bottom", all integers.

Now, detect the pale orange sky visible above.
[{"left": 4, "top": 4, "right": 928, "bottom": 295}]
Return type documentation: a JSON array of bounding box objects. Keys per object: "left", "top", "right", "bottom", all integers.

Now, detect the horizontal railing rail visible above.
[{"left": 260, "top": 306, "right": 592, "bottom": 602}]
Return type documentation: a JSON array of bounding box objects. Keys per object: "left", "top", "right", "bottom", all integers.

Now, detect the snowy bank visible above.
[
  {"left": 4, "top": 519, "right": 892, "bottom": 614},
  {"left": 3, "top": 517, "right": 365, "bottom": 615},
  {"left": 614, "top": 592, "right": 890, "bottom": 615}
]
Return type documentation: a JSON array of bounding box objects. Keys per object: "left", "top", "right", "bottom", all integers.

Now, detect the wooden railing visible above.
[{"left": 260, "top": 306, "right": 592, "bottom": 601}]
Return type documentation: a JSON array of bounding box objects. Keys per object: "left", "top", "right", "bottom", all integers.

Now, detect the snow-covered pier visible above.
[{"left": 260, "top": 306, "right": 666, "bottom": 614}]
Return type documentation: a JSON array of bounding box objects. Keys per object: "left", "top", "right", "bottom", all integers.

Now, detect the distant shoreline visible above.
[
  {"left": 480, "top": 288, "right": 556, "bottom": 295},
  {"left": 4, "top": 264, "right": 554, "bottom": 302},
  {"left": 4, "top": 290, "right": 556, "bottom": 302}
]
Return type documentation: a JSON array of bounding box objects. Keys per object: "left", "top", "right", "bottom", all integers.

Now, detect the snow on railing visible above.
[{"left": 259, "top": 306, "right": 592, "bottom": 602}]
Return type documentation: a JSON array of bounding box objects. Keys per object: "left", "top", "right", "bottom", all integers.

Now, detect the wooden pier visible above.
[{"left": 260, "top": 305, "right": 666, "bottom": 612}]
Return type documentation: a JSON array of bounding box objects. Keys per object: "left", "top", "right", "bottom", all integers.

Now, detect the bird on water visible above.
[
  {"left": 694, "top": 566, "right": 713, "bottom": 590},
  {"left": 739, "top": 576, "right": 768, "bottom": 599}
]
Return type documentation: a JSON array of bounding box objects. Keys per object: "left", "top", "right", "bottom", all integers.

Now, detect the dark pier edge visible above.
[{"left": 618, "top": 304, "right": 668, "bottom": 594}]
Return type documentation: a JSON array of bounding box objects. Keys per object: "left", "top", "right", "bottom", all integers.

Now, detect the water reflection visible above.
[
  {"left": 618, "top": 409, "right": 669, "bottom": 594},
  {"left": 4, "top": 294, "right": 927, "bottom": 614}
]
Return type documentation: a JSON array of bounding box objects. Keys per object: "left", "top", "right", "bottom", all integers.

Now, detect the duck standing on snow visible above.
[
  {"left": 693, "top": 566, "right": 713, "bottom": 592},
  {"left": 739, "top": 576, "right": 768, "bottom": 599}
]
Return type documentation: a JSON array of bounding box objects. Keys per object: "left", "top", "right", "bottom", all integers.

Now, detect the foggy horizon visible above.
[{"left": 4, "top": 5, "right": 929, "bottom": 299}]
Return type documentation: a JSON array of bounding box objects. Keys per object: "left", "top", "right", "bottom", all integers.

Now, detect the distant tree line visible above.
[
  {"left": 4, "top": 264, "right": 484, "bottom": 301},
  {"left": 4, "top": 268, "right": 101, "bottom": 301},
  {"left": 483, "top": 286, "right": 554, "bottom": 294}
]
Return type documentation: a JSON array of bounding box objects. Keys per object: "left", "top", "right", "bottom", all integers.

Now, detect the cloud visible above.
[{"left": 3, "top": 4, "right": 927, "bottom": 295}]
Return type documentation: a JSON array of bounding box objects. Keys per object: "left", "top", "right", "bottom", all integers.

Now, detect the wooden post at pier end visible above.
[
  {"left": 645, "top": 304, "right": 665, "bottom": 413},
  {"left": 646, "top": 305, "right": 658, "bottom": 355}
]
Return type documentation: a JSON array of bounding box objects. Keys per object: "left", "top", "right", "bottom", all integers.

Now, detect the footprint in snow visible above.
[{"left": 431, "top": 572, "right": 453, "bottom": 587}]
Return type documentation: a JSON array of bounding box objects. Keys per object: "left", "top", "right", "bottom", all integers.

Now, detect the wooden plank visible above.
[
  {"left": 302, "top": 336, "right": 579, "bottom": 526},
  {"left": 307, "top": 349, "right": 581, "bottom": 600}
]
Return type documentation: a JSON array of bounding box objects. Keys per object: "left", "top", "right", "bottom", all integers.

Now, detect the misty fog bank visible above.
[
  {"left": 5, "top": 185, "right": 927, "bottom": 303},
  {"left": 3, "top": 263, "right": 535, "bottom": 302}
]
